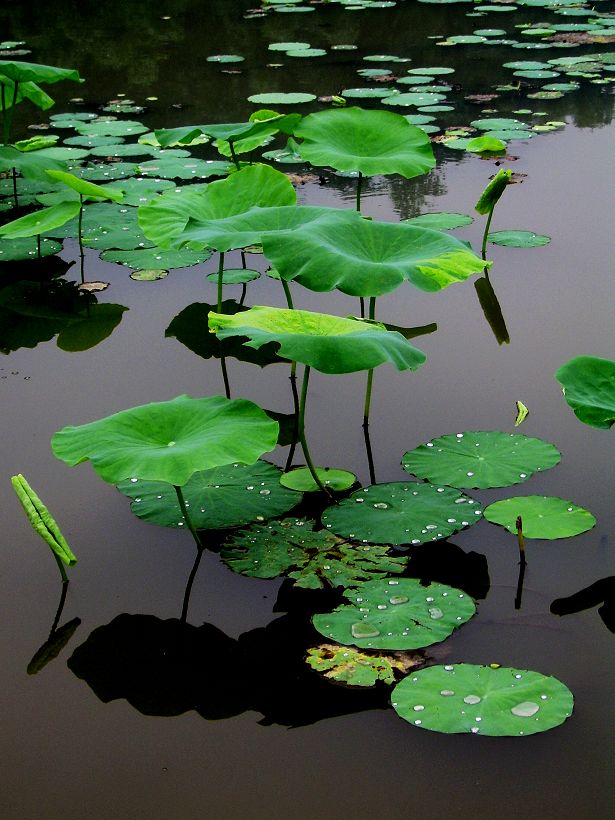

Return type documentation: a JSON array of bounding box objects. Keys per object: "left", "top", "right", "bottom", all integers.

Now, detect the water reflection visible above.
[{"left": 551, "top": 577, "right": 615, "bottom": 634}]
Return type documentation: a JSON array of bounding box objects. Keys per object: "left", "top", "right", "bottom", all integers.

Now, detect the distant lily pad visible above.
[
  {"left": 392, "top": 664, "right": 574, "bottom": 736},
  {"left": 75, "top": 119, "right": 148, "bottom": 138},
  {"left": 130, "top": 269, "right": 169, "bottom": 281},
  {"left": 383, "top": 92, "right": 446, "bottom": 106},
  {"left": 206, "top": 267, "right": 260, "bottom": 285},
  {"left": 321, "top": 482, "right": 482, "bottom": 546},
  {"left": 484, "top": 496, "right": 596, "bottom": 539},
  {"left": 312, "top": 578, "right": 476, "bottom": 650},
  {"left": 554, "top": 355, "right": 615, "bottom": 429},
  {"left": 402, "top": 431, "right": 561, "bottom": 489},
  {"left": 488, "top": 230, "right": 551, "bottom": 247},
  {"left": 221, "top": 518, "right": 406, "bottom": 589},
  {"left": 117, "top": 461, "right": 299, "bottom": 530},
  {"left": 206, "top": 54, "right": 245, "bottom": 63},
  {"left": 268, "top": 41, "right": 311, "bottom": 51},
  {"left": 404, "top": 212, "right": 473, "bottom": 230},
  {"left": 280, "top": 467, "right": 356, "bottom": 492},
  {"left": 247, "top": 92, "right": 316, "bottom": 104}
]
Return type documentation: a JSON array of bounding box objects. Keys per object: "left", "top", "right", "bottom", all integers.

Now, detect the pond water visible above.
[{"left": 1, "top": 1, "right": 614, "bottom": 817}]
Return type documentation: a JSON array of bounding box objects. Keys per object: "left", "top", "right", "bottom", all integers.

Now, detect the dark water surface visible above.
[{"left": 1, "top": 1, "right": 614, "bottom": 818}]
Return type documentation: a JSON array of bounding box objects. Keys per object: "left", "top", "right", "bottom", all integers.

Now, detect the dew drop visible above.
[
  {"left": 444, "top": 665, "right": 454, "bottom": 671},
  {"left": 351, "top": 622, "right": 380, "bottom": 639},
  {"left": 519, "top": 473, "right": 527, "bottom": 478},
  {"left": 246, "top": 485, "right": 254, "bottom": 490},
  {"left": 511, "top": 702, "right": 540, "bottom": 718},
  {"left": 377, "top": 604, "right": 387, "bottom": 610},
  {"left": 355, "top": 497, "right": 365, "bottom": 503},
  {"left": 373, "top": 502, "right": 389, "bottom": 509},
  {"left": 387, "top": 579, "right": 399, "bottom": 586},
  {"left": 130, "top": 478, "right": 138, "bottom": 483},
  {"left": 429, "top": 607, "right": 444, "bottom": 619},
  {"left": 389, "top": 595, "right": 409, "bottom": 605},
  {"left": 413, "top": 704, "right": 425, "bottom": 712},
  {"left": 259, "top": 489, "right": 271, "bottom": 495},
  {"left": 471, "top": 727, "right": 480, "bottom": 734},
  {"left": 463, "top": 694, "right": 481, "bottom": 705},
  {"left": 440, "top": 689, "right": 455, "bottom": 697},
  {"left": 414, "top": 720, "right": 422, "bottom": 725},
  {"left": 425, "top": 596, "right": 435, "bottom": 603},
  {"left": 466, "top": 471, "right": 474, "bottom": 477}
]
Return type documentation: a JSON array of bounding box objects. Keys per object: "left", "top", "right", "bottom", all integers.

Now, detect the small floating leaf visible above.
[
  {"left": 488, "top": 230, "right": 551, "bottom": 247},
  {"left": 280, "top": 467, "right": 356, "bottom": 492},
  {"left": 404, "top": 212, "right": 473, "bottom": 230},
  {"left": 306, "top": 643, "right": 423, "bottom": 688},
  {"left": 484, "top": 496, "right": 596, "bottom": 539}
]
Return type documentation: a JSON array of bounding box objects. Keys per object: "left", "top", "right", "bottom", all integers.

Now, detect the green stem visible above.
[
  {"left": 50, "top": 580, "right": 69, "bottom": 634},
  {"left": 220, "top": 355, "right": 231, "bottom": 399},
  {"left": 228, "top": 140, "right": 241, "bottom": 171},
  {"left": 180, "top": 543, "right": 205, "bottom": 623},
  {"left": 2, "top": 80, "right": 17, "bottom": 145},
  {"left": 356, "top": 171, "right": 363, "bottom": 213},
  {"left": 217, "top": 251, "right": 225, "bottom": 313},
  {"left": 481, "top": 203, "right": 495, "bottom": 262},
  {"left": 78, "top": 195, "right": 85, "bottom": 284},
  {"left": 298, "top": 365, "right": 331, "bottom": 496},
  {"left": 174, "top": 485, "right": 205, "bottom": 551},
  {"left": 12, "top": 167, "right": 18, "bottom": 210},
  {"left": 516, "top": 515, "right": 527, "bottom": 566},
  {"left": 363, "top": 297, "right": 377, "bottom": 426},
  {"left": 52, "top": 551, "right": 68, "bottom": 584},
  {"left": 281, "top": 277, "right": 294, "bottom": 310}
]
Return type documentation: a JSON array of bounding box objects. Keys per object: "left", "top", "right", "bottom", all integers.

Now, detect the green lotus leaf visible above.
[
  {"left": 404, "top": 212, "right": 473, "bottom": 230},
  {"left": 471, "top": 118, "right": 527, "bottom": 131},
  {"left": 221, "top": 518, "right": 406, "bottom": 589},
  {"left": 340, "top": 87, "right": 398, "bottom": 99},
  {"left": 206, "top": 267, "right": 260, "bottom": 285},
  {"left": 312, "top": 578, "right": 476, "bottom": 650},
  {"left": 14, "top": 135, "right": 60, "bottom": 152},
  {"left": 402, "top": 431, "right": 561, "bottom": 489},
  {"left": 136, "top": 157, "right": 233, "bottom": 181},
  {"left": 475, "top": 169, "right": 513, "bottom": 214},
  {"left": 75, "top": 119, "right": 148, "bottom": 138},
  {"left": 0, "top": 201, "right": 81, "bottom": 239},
  {"left": 0, "top": 60, "right": 81, "bottom": 86},
  {"left": 280, "top": 467, "right": 356, "bottom": 492},
  {"left": 0, "top": 77, "right": 54, "bottom": 111},
  {"left": 93, "top": 177, "right": 176, "bottom": 206},
  {"left": 484, "top": 496, "right": 596, "bottom": 539},
  {"left": 11, "top": 473, "right": 76, "bottom": 566},
  {"left": 77, "top": 204, "right": 151, "bottom": 251},
  {"left": 139, "top": 163, "right": 296, "bottom": 249},
  {"left": 101, "top": 246, "right": 211, "bottom": 270},
  {"left": 45, "top": 170, "right": 123, "bottom": 202},
  {"left": 27, "top": 146, "right": 90, "bottom": 161},
  {"left": 467, "top": 135, "right": 507, "bottom": 153},
  {"left": 247, "top": 92, "right": 316, "bottom": 104},
  {"left": 268, "top": 41, "right": 312, "bottom": 51},
  {"left": 116, "top": 461, "right": 299, "bottom": 530},
  {"left": 0, "top": 146, "right": 65, "bottom": 179},
  {"left": 206, "top": 54, "right": 244, "bottom": 63},
  {"left": 294, "top": 107, "right": 435, "bottom": 178},
  {"left": 130, "top": 269, "right": 168, "bottom": 281},
  {"left": 391, "top": 664, "right": 574, "bottom": 736},
  {"left": 87, "top": 142, "right": 158, "bottom": 158},
  {"left": 51, "top": 395, "right": 279, "bottom": 486},
  {"left": 0, "top": 236, "right": 62, "bottom": 261},
  {"left": 321, "top": 482, "right": 482, "bottom": 545},
  {"left": 554, "top": 355, "right": 615, "bottom": 429},
  {"left": 154, "top": 115, "right": 298, "bottom": 149},
  {"left": 488, "top": 230, "right": 551, "bottom": 247},
  {"left": 70, "top": 162, "right": 137, "bottom": 182},
  {"left": 208, "top": 306, "right": 427, "bottom": 375},
  {"left": 262, "top": 218, "right": 486, "bottom": 297},
  {"left": 383, "top": 92, "right": 446, "bottom": 107},
  {"left": 56, "top": 304, "right": 128, "bottom": 352},
  {"left": 306, "top": 644, "right": 423, "bottom": 688},
  {"left": 407, "top": 66, "right": 455, "bottom": 75}
]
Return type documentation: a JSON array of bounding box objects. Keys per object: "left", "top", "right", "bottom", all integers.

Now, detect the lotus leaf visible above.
[
  {"left": 154, "top": 116, "right": 298, "bottom": 149},
  {"left": 130, "top": 269, "right": 168, "bottom": 281},
  {"left": 280, "top": 467, "right": 356, "bottom": 492},
  {"left": 262, "top": 219, "right": 486, "bottom": 297},
  {"left": 391, "top": 664, "right": 574, "bottom": 735},
  {"left": 484, "top": 496, "right": 596, "bottom": 539},
  {"left": 321, "top": 482, "right": 482, "bottom": 545},
  {"left": 71, "top": 162, "right": 136, "bottom": 182},
  {"left": 117, "top": 461, "right": 299, "bottom": 530},
  {"left": 208, "top": 306, "right": 427, "bottom": 375},
  {"left": 404, "top": 212, "right": 473, "bottom": 230},
  {"left": 11, "top": 473, "right": 76, "bottom": 566},
  {"left": 102, "top": 246, "right": 211, "bottom": 270},
  {"left": 306, "top": 644, "right": 423, "bottom": 687},
  {"left": 341, "top": 87, "right": 398, "bottom": 99},
  {"left": 45, "top": 170, "right": 123, "bottom": 202},
  {"left": 0, "top": 201, "right": 81, "bottom": 239},
  {"left": 137, "top": 157, "right": 232, "bottom": 181},
  {"left": 221, "top": 518, "right": 406, "bottom": 589},
  {"left": 206, "top": 54, "right": 244, "bottom": 63},
  {"left": 96, "top": 177, "right": 176, "bottom": 207},
  {"left": 75, "top": 120, "right": 148, "bottom": 138},
  {"left": 294, "top": 108, "right": 435, "bottom": 178},
  {"left": 0, "top": 146, "right": 65, "bottom": 179},
  {"left": 247, "top": 92, "right": 316, "bottom": 104},
  {"left": 0, "top": 236, "right": 62, "bottom": 260},
  {"left": 51, "top": 395, "right": 279, "bottom": 486},
  {"left": 383, "top": 92, "right": 446, "bottom": 107},
  {"left": 0, "top": 77, "right": 54, "bottom": 112},
  {"left": 488, "top": 230, "right": 551, "bottom": 247},
  {"left": 206, "top": 267, "right": 260, "bottom": 285},
  {"left": 475, "top": 169, "right": 512, "bottom": 214},
  {"left": 467, "top": 135, "right": 507, "bottom": 153},
  {"left": 554, "top": 355, "right": 615, "bottom": 429},
  {"left": 312, "top": 578, "right": 476, "bottom": 650},
  {"left": 0, "top": 60, "right": 81, "bottom": 86},
  {"left": 402, "top": 431, "right": 561, "bottom": 489}
]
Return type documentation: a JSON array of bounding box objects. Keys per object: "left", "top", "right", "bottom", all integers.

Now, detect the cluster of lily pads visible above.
[{"left": 4, "top": 57, "right": 612, "bottom": 736}]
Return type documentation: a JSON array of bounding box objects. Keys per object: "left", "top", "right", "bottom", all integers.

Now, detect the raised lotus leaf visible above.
[
  {"left": 0, "top": 201, "right": 81, "bottom": 239},
  {"left": 220, "top": 517, "right": 407, "bottom": 589},
  {"left": 391, "top": 663, "right": 574, "bottom": 736},
  {"left": 208, "top": 306, "right": 427, "bottom": 374},
  {"left": 306, "top": 643, "right": 424, "bottom": 687},
  {"left": 484, "top": 495, "right": 596, "bottom": 539},
  {"left": 0, "top": 60, "right": 81, "bottom": 86},
  {"left": 554, "top": 355, "right": 615, "bottom": 429},
  {"left": 312, "top": 577, "right": 476, "bottom": 650},
  {"left": 51, "top": 394, "right": 279, "bottom": 486},
  {"left": 116, "top": 461, "right": 300, "bottom": 530},
  {"left": 321, "top": 482, "right": 482, "bottom": 546},
  {"left": 402, "top": 431, "right": 561, "bottom": 489},
  {"left": 475, "top": 169, "right": 512, "bottom": 214},
  {"left": 294, "top": 107, "right": 435, "bottom": 178}
]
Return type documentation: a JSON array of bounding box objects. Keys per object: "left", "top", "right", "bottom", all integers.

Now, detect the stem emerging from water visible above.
[
  {"left": 78, "top": 195, "right": 85, "bottom": 284},
  {"left": 298, "top": 365, "right": 332, "bottom": 496},
  {"left": 516, "top": 515, "right": 526, "bottom": 566},
  {"left": 481, "top": 203, "right": 495, "bottom": 263},
  {"left": 174, "top": 484, "right": 206, "bottom": 623},
  {"left": 363, "top": 297, "right": 377, "bottom": 427},
  {"left": 356, "top": 171, "right": 363, "bottom": 213},
  {"left": 217, "top": 251, "right": 225, "bottom": 314}
]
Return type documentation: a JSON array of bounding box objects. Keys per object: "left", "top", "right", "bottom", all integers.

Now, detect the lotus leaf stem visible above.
[
  {"left": 220, "top": 355, "right": 231, "bottom": 399},
  {"left": 78, "top": 195, "right": 85, "bottom": 284},
  {"left": 516, "top": 515, "right": 526, "bottom": 565},
  {"left": 356, "top": 171, "right": 363, "bottom": 213},
  {"left": 2, "top": 80, "right": 18, "bottom": 145},
  {"left": 12, "top": 167, "right": 18, "bottom": 210},
  {"left": 174, "top": 484, "right": 205, "bottom": 552},
  {"left": 298, "top": 365, "right": 332, "bottom": 497},
  {"left": 228, "top": 140, "right": 241, "bottom": 171},
  {"left": 281, "top": 278, "right": 294, "bottom": 311},
  {"left": 216, "top": 251, "right": 225, "bottom": 313},
  {"left": 481, "top": 203, "right": 495, "bottom": 262},
  {"left": 362, "top": 297, "right": 377, "bottom": 426}
]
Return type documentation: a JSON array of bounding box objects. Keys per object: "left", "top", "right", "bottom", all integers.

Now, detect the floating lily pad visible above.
[
  {"left": 247, "top": 92, "right": 316, "bottom": 104},
  {"left": 75, "top": 119, "right": 148, "bottom": 138},
  {"left": 0, "top": 236, "right": 62, "bottom": 260},
  {"left": 206, "top": 54, "right": 245, "bottom": 63},
  {"left": 341, "top": 87, "right": 398, "bottom": 98},
  {"left": 52, "top": 395, "right": 279, "bottom": 486},
  {"left": 467, "top": 135, "right": 507, "bottom": 153},
  {"left": 312, "top": 578, "right": 476, "bottom": 650},
  {"left": 407, "top": 66, "right": 455, "bottom": 75},
  {"left": 554, "top": 355, "right": 615, "bottom": 429},
  {"left": 206, "top": 267, "right": 260, "bottom": 284},
  {"left": 402, "top": 431, "right": 561, "bottom": 489},
  {"left": 137, "top": 157, "right": 233, "bottom": 180},
  {"left": 268, "top": 41, "right": 311, "bottom": 51},
  {"left": 484, "top": 496, "right": 596, "bottom": 539},
  {"left": 321, "top": 482, "right": 482, "bottom": 546},
  {"left": 471, "top": 117, "right": 527, "bottom": 130},
  {"left": 514, "top": 69, "right": 560, "bottom": 78},
  {"left": 391, "top": 664, "right": 574, "bottom": 736},
  {"left": 286, "top": 48, "right": 327, "bottom": 57},
  {"left": 87, "top": 143, "right": 158, "bottom": 158},
  {"left": 97, "top": 177, "right": 176, "bottom": 206},
  {"left": 221, "top": 518, "right": 406, "bottom": 589},
  {"left": 488, "top": 230, "right": 551, "bottom": 247},
  {"left": 117, "top": 461, "right": 299, "bottom": 530},
  {"left": 280, "top": 467, "right": 356, "bottom": 492},
  {"left": 101, "top": 245, "right": 211, "bottom": 270},
  {"left": 130, "top": 269, "right": 168, "bottom": 281},
  {"left": 63, "top": 134, "right": 125, "bottom": 148},
  {"left": 71, "top": 162, "right": 137, "bottom": 182},
  {"left": 383, "top": 92, "right": 446, "bottom": 107},
  {"left": 306, "top": 643, "right": 423, "bottom": 687},
  {"left": 404, "top": 212, "right": 473, "bottom": 230}
]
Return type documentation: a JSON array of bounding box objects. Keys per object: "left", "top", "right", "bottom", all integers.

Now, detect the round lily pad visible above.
[
  {"left": 247, "top": 92, "right": 316, "bottom": 105},
  {"left": 484, "top": 496, "right": 596, "bottom": 539},
  {"left": 286, "top": 48, "right": 327, "bottom": 57},
  {"left": 406, "top": 66, "right": 455, "bottom": 75},
  {"left": 391, "top": 664, "right": 574, "bottom": 736},
  {"left": 130, "top": 269, "right": 169, "bottom": 281},
  {"left": 0, "top": 236, "right": 62, "bottom": 260},
  {"left": 383, "top": 92, "right": 446, "bottom": 107},
  {"left": 341, "top": 87, "right": 398, "bottom": 98},
  {"left": 206, "top": 267, "right": 260, "bottom": 285},
  {"left": 268, "top": 41, "right": 311, "bottom": 51},
  {"left": 471, "top": 117, "right": 527, "bottom": 130},
  {"left": 404, "top": 212, "right": 473, "bottom": 230},
  {"left": 312, "top": 578, "right": 476, "bottom": 650},
  {"left": 206, "top": 54, "right": 245, "bottom": 63},
  {"left": 137, "top": 157, "right": 233, "bottom": 180},
  {"left": 321, "top": 482, "right": 482, "bottom": 546},
  {"left": 488, "top": 230, "right": 551, "bottom": 247},
  {"left": 402, "top": 431, "right": 560, "bottom": 489},
  {"left": 280, "top": 467, "right": 356, "bottom": 492},
  {"left": 116, "top": 460, "right": 299, "bottom": 529},
  {"left": 102, "top": 246, "right": 211, "bottom": 270},
  {"left": 72, "top": 162, "right": 137, "bottom": 182},
  {"left": 554, "top": 355, "right": 615, "bottom": 429}
]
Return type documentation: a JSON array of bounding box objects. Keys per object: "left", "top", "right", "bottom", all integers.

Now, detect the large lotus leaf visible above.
[
  {"left": 0, "top": 236, "right": 62, "bottom": 261},
  {"left": 0, "top": 60, "right": 81, "bottom": 86},
  {"left": 116, "top": 461, "right": 299, "bottom": 530},
  {"left": 221, "top": 518, "right": 406, "bottom": 589},
  {"left": 391, "top": 663, "right": 574, "bottom": 736},
  {"left": 0, "top": 146, "right": 65, "bottom": 179},
  {"left": 0, "top": 201, "right": 81, "bottom": 239},
  {"left": 312, "top": 578, "right": 476, "bottom": 650},
  {"left": 101, "top": 246, "right": 211, "bottom": 270},
  {"left": 554, "top": 355, "right": 615, "bottom": 429},
  {"left": 138, "top": 164, "right": 296, "bottom": 249},
  {"left": 154, "top": 115, "right": 299, "bottom": 148},
  {"left": 294, "top": 108, "right": 435, "bottom": 178},
  {"left": 402, "top": 431, "right": 561, "bottom": 489},
  {"left": 44, "top": 170, "right": 123, "bottom": 202},
  {"left": 262, "top": 219, "right": 486, "bottom": 298},
  {"left": 56, "top": 304, "right": 128, "bottom": 352},
  {"left": 51, "top": 395, "right": 279, "bottom": 486},
  {"left": 208, "top": 306, "right": 427, "bottom": 375},
  {"left": 306, "top": 644, "right": 423, "bottom": 688},
  {"left": 79, "top": 205, "right": 152, "bottom": 251},
  {"left": 75, "top": 119, "right": 148, "bottom": 138},
  {"left": 321, "top": 482, "right": 482, "bottom": 545},
  {"left": 137, "top": 157, "right": 233, "bottom": 181},
  {"left": 180, "top": 204, "right": 361, "bottom": 254},
  {"left": 0, "top": 77, "right": 54, "bottom": 111},
  {"left": 484, "top": 496, "right": 596, "bottom": 539}
]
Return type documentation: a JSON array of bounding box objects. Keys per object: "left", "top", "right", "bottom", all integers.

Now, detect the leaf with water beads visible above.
[
  {"left": 402, "top": 431, "right": 560, "bottom": 489},
  {"left": 101, "top": 245, "right": 211, "bottom": 270},
  {"left": 313, "top": 578, "right": 476, "bottom": 650},
  {"left": 221, "top": 518, "right": 406, "bottom": 589},
  {"left": 280, "top": 467, "right": 356, "bottom": 492},
  {"left": 0, "top": 236, "right": 62, "bottom": 261},
  {"left": 488, "top": 230, "right": 551, "bottom": 247},
  {"left": 306, "top": 644, "right": 423, "bottom": 688},
  {"left": 75, "top": 119, "right": 148, "bottom": 138},
  {"left": 117, "top": 461, "right": 299, "bottom": 530},
  {"left": 391, "top": 664, "right": 574, "bottom": 735},
  {"left": 321, "top": 482, "right": 482, "bottom": 546},
  {"left": 554, "top": 356, "right": 615, "bottom": 430},
  {"left": 484, "top": 496, "right": 596, "bottom": 539},
  {"left": 404, "top": 212, "right": 473, "bottom": 230},
  {"left": 137, "top": 157, "right": 233, "bottom": 181}
]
